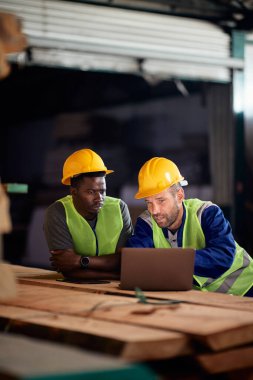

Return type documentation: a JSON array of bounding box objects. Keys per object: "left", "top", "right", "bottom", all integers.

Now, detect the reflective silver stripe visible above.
[
  {"left": 203, "top": 276, "right": 216, "bottom": 287},
  {"left": 215, "top": 250, "right": 251, "bottom": 293},
  {"left": 196, "top": 202, "right": 218, "bottom": 287},
  {"left": 139, "top": 210, "right": 152, "bottom": 228},
  {"left": 196, "top": 201, "right": 216, "bottom": 224},
  {"left": 197, "top": 201, "right": 218, "bottom": 287}
]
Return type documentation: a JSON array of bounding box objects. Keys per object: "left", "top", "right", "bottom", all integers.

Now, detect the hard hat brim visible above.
[
  {"left": 135, "top": 179, "right": 188, "bottom": 199},
  {"left": 62, "top": 169, "right": 114, "bottom": 186}
]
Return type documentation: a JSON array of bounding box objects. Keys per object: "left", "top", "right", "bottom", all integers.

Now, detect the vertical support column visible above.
[
  {"left": 232, "top": 31, "right": 246, "bottom": 243},
  {"left": 207, "top": 83, "right": 234, "bottom": 222},
  {"left": 242, "top": 33, "right": 253, "bottom": 253}
]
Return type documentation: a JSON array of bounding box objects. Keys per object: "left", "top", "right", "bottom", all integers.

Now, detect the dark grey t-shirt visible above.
[{"left": 44, "top": 198, "right": 133, "bottom": 253}]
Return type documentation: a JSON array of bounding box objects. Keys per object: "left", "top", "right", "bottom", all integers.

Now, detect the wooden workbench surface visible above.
[{"left": 1, "top": 264, "right": 253, "bottom": 378}]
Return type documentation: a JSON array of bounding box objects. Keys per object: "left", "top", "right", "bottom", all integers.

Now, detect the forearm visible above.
[
  {"left": 62, "top": 269, "right": 120, "bottom": 280},
  {"left": 87, "top": 253, "right": 121, "bottom": 271},
  {"left": 50, "top": 249, "right": 121, "bottom": 273}
]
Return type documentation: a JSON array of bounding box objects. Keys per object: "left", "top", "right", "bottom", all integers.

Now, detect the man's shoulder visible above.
[
  {"left": 46, "top": 200, "right": 65, "bottom": 217},
  {"left": 105, "top": 196, "right": 127, "bottom": 208},
  {"left": 105, "top": 195, "right": 120, "bottom": 202},
  {"left": 104, "top": 197, "right": 131, "bottom": 221},
  {"left": 185, "top": 198, "right": 219, "bottom": 211}
]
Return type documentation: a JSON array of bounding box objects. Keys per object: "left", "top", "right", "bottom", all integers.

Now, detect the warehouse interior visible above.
[
  {"left": 1, "top": 0, "right": 253, "bottom": 266},
  {"left": 1, "top": 1, "right": 253, "bottom": 378}
]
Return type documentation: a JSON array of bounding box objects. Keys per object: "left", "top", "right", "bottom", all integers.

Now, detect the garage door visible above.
[{"left": 0, "top": 0, "right": 243, "bottom": 81}]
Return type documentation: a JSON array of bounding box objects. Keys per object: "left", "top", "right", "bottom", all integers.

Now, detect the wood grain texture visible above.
[
  {"left": 3, "top": 283, "right": 253, "bottom": 351},
  {"left": 0, "top": 305, "right": 191, "bottom": 361},
  {"left": 14, "top": 265, "right": 253, "bottom": 312}
]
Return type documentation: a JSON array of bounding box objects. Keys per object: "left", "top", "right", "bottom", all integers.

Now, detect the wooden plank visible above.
[
  {"left": 2, "top": 283, "right": 253, "bottom": 351},
  {"left": 0, "top": 305, "right": 191, "bottom": 361},
  {"left": 146, "top": 289, "right": 253, "bottom": 312},
  {"left": 90, "top": 301, "right": 253, "bottom": 352},
  {"left": 18, "top": 276, "right": 253, "bottom": 312},
  {"left": 12, "top": 265, "right": 55, "bottom": 277},
  {"left": 13, "top": 265, "right": 253, "bottom": 312},
  {"left": 196, "top": 346, "right": 253, "bottom": 374}
]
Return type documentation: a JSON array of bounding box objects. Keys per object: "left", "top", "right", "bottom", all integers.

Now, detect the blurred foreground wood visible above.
[
  {"left": 0, "top": 263, "right": 16, "bottom": 300},
  {"left": 0, "top": 11, "right": 27, "bottom": 79}
]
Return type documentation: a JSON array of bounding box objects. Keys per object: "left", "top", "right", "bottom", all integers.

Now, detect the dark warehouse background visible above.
[{"left": 1, "top": 0, "right": 253, "bottom": 267}]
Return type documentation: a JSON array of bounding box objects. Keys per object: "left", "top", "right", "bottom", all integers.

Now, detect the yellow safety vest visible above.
[{"left": 59, "top": 195, "right": 123, "bottom": 256}]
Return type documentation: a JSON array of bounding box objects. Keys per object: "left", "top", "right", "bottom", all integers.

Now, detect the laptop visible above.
[{"left": 120, "top": 247, "right": 195, "bottom": 291}]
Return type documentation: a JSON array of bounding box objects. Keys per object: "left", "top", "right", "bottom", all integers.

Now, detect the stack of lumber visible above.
[{"left": 1, "top": 265, "right": 253, "bottom": 379}]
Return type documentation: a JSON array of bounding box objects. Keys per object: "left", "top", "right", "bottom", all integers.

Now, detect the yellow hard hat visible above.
[
  {"left": 62, "top": 148, "right": 114, "bottom": 185},
  {"left": 135, "top": 157, "right": 188, "bottom": 199}
]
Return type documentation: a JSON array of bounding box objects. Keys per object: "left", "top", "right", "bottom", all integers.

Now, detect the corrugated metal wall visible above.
[{"left": 0, "top": 0, "right": 243, "bottom": 81}]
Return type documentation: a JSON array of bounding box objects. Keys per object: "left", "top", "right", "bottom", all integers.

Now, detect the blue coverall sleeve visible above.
[{"left": 194, "top": 205, "right": 236, "bottom": 278}]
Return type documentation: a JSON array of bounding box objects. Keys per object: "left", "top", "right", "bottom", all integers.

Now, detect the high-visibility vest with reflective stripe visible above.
[
  {"left": 151, "top": 198, "right": 253, "bottom": 296},
  {"left": 59, "top": 195, "right": 123, "bottom": 256}
]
